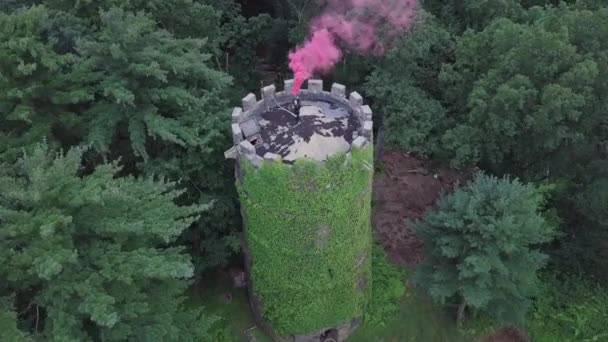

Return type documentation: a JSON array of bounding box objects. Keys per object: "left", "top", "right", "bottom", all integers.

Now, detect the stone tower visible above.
[{"left": 226, "top": 79, "right": 374, "bottom": 342}]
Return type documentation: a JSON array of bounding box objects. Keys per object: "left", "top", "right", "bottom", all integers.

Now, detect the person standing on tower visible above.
[{"left": 292, "top": 96, "right": 301, "bottom": 123}]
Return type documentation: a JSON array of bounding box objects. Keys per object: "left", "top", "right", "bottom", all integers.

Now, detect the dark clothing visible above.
[{"left": 293, "top": 98, "right": 301, "bottom": 123}]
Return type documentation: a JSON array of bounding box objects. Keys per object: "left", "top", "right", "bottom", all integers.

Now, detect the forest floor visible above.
[{"left": 372, "top": 149, "right": 472, "bottom": 269}]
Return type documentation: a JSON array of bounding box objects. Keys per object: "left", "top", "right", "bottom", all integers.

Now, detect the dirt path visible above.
[{"left": 372, "top": 149, "right": 472, "bottom": 269}]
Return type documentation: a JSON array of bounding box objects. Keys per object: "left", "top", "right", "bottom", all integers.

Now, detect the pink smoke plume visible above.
[{"left": 289, "top": 0, "right": 418, "bottom": 95}]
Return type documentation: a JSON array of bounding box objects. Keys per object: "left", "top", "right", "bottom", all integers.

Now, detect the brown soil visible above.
[
  {"left": 372, "top": 149, "right": 472, "bottom": 269},
  {"left": 479, "top": 326, "right": 530, "bottom": 342}
]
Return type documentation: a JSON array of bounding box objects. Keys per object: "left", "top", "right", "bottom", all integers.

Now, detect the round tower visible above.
[{"left": 225, "top": 79, "right": 374, "bottom": 342}]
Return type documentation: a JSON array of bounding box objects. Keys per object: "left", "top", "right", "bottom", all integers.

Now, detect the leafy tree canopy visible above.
[
  {"left": 366, "top": 12, "right": 454, "bottom": 156},
  {"left": 439, "top": 11, "right": 604, "bottom": 179},
  {"left": 369, "top": 3, "right": 608, "bottom": 281},
  {"left": 371, "top": 5, "right": 608, "bottom": 181},
  {"left": 422, "top": 0, "right": 526, "bottom": 32}
]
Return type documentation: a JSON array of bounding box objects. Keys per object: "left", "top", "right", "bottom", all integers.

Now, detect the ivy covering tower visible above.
[{"left": 226, "top": 79, "right": 374, "bottom": 341}]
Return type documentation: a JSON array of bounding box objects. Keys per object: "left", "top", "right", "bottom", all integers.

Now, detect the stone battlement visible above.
[{"left": 225, "top": 79, "right": 374, "bottom": 168}]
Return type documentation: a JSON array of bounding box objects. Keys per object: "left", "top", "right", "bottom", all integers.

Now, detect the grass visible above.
[
  {"left": 190, "top": 275, "right": 475, "bottom": 342},
  {"left": 349, "top": 289, "right": 468, "bottom": 342},
  {"left": 188, "top": 281, "right": 271, "bottom": 342}
]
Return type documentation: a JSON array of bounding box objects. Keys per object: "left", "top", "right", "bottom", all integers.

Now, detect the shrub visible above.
[{"left": 528, "top": 274, "right": 608, "bottom": 342}]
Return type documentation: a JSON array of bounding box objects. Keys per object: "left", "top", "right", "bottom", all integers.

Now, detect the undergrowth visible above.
[
  {"left": 527, "top": 273, "right": 608, "bottom": 342},
  {"left": 462, "top": 272, "right": 608, "bottom": 341},
  {"left": 366, "top": 244, "right": 408, "bottom": 327}
]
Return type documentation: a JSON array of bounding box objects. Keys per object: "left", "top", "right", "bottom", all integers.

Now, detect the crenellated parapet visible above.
[{"left": 225, "top": 79, "right": 374, "bottom": 168}]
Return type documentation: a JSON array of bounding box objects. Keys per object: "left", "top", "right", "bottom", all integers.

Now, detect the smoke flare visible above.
[{"left": 289, "top": 0, "right": 418, "bottom": 95}]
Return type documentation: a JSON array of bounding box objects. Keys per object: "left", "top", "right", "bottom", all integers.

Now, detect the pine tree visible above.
[
  {"left": 0, "top": 144, "right": 216, "bottom": 340},
  {"left": 0, "top": 297, "right": 31, "bottom": 342},
  {"left": 412, "top": 174, "right": 554, "bottom": 323},
  {"left": 0, "top": 3, "right": 241, "bottom": 274},
  {"left": 0, "top": 6, "right": 90, "bottom": 162},
  {"left": 73, "top": 7, "right": 230, "bottom": 160}
]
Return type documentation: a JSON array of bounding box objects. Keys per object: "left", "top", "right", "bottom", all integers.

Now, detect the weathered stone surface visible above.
[
  {"left": 263, "top": 152, "right": 282, "bottom": 162},
  {"left": 229, "top": 268, "right": 246, "bottom": 288},
  {"left": 362, "top": 121, "right": 373, "bottom": 137},
  {"left": 349, "top": 91, "right": 363, "bottom": 107},
  {"left": 308, "top": 79, "right": 323, "bottom": 92},
  {"left": 331, "top": 83, "right": 346, "bottom": 98},
  {"left": 355, "top": 253, "right": 367, "bottom": 268},
  {"left": 224, "top": 146, "right": 237, "bottom": 159},
  {"left": 232, "top": 107, "right": 243, "bottom": 123},
  {"left": 262, "top": 84, "right": 276, "bottom": 100},
  {"left": 284, "top": 79, "right": 294, "bottom": 94},
  {"left": 239, "top": 140, "right": 256, "bottom": 155},
  {"left": 361, "top": 105, "right": 373, "bottom": 121},
  {"left": 240, "top": 118, "right": 260, "bottom": 138},
  {"left": 361, "top": 160, "right": 373, "bottom": 172},
  {"left": 320, "top": 329, "right": 338, "bottom": 342},
  {"left": 357, "top": 275, "right": 366, "bottom": 290},
  {"left": 315, "top": 224, "right": 330, "bottom": 249},
  {"left": 343, "top": 152, "right": 352, "bottom": 167},
  {"left": 247, "top": 154, "right": 264, "bottom": 168},
  {"left": 295, "top": 336, "right": 315, "bottom": 342},
  {"left": 351, "top": 136, "right": 368, "bottom": 149},
  {"left": 232, "top": 123, "right": 243, "bottom": 144},
  {"left": 242, "top": 93, "right": 257, "bottom": 111}
]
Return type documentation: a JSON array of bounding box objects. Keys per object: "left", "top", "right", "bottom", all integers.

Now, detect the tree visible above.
[
  {"left": 436, "top": 5, "right": 608, "bottom": 278},
  {"left": 0, "top": 6, "right": 90, "bottom": 162},
  {"left": 0, "top": 297, "right": 31, "bottom": 342},
  {"left": 439, "top": 14, "right": 602, "bottom": 179},
  {"left": 72, "top": 7, "right": 231, "bottom": 160},
  {"left": 370, "top": 4, "right": 608, "bottom": 279},
  {"left": 412, "top": 174, "right": 553, "bottom": 323},
  {"left": 365, "top": 13, "right": 454, "bottom": 156},
  {"left": 0, "top": 0, "right": 37, "bottom": 12},
  {"left": 42, "top": 0, "right": 222, "bottom": 38},
  {"left": 0, "top": 144, "right": 216, "bottom": 340},
  {"left": 0, "top": 3, "right": 243, "bottom": 275},
  {"left": 70, "top": 4, "right": 240, "bottom": 274},
  {"left": 372, "top": 4, "right": 608, "bottom": 182},
  {"left": 553, "top": 159, "right": 608, "bottom": 281},
  {"left": 422, "top": 0, "right": 525, "bottom": 32},
  {"left": 421, "top": 0, "right": 582, "bottom": 33}
]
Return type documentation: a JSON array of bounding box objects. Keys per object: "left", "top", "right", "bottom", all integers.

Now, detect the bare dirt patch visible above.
[
  {"left": 372, "top": 149, "right": 472, "bottom": 269},
  {"left": 479, "top": 326, "right": 530, "bottom": 342}
]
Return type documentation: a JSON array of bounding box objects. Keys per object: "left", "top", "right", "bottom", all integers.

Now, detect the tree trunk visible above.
[{"left": 456, "top": 299, "right": 467, "bottom": 325}]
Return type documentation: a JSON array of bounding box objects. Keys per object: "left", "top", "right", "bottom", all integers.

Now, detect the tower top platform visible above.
[{"left": 225, "top": 79, "right": 373, "bottom": 167}]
